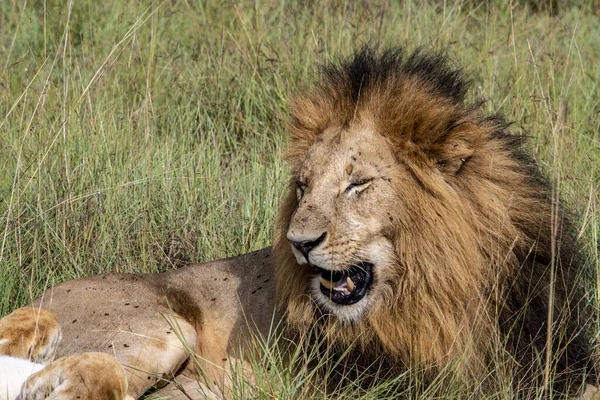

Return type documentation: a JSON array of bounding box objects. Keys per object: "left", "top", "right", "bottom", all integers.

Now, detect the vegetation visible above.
[{"left": 1, "top": 0, "right": 598, "bottom": 398}]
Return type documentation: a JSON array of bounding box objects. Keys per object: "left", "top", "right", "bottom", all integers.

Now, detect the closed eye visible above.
[
  {"left": 296, "top": 180, "right": 307, "bottom": 200},
  {"left": 345, "top": 179, "right": 373, "bottom": 195}
]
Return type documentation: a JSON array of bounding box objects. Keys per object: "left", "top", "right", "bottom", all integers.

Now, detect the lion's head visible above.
[{"left": 273, "top": 47, "right": 595, "bottom": 389}]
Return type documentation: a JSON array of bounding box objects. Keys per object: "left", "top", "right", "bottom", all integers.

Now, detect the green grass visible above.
[{"left": 1, "top": 0, "right": 599, "bottom": 398}]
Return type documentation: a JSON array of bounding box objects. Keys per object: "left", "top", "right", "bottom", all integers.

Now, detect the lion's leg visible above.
[
  {"left": 34, "top": 275, "right": 198, "bottom": 399},
  {"left": 0, "top": 307, "right": 62, "bottom": 362},
  {"left": 1, "top": 312, "right": 196, "bottom": 400},
  {"left": 114, "top": 315, "right": 198, "bottom": 396},
  {"left": 147, "top": 375, "right": 220, "bottom": 400},
  {"left": 17, "top": 352, "right": 130, "bottom": 400},
  {"left": 0, "top": 307, "right": 61, "bottom": 400}
]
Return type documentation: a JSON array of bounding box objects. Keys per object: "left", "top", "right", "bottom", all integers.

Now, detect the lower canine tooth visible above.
[
  {"left": 346, "top": 277, "right": 355, "bottom": 291},
  {"left": 320, "top": 276, "right": 333, "bottom": 290}
]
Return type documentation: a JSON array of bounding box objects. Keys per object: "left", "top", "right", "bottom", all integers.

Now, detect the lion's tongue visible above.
[{"left": 319, "top": 274, "right": 355, "bottom": 294}]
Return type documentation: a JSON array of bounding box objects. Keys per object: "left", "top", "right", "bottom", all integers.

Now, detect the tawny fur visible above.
[
  {"left": 19, "top": 352, "right": 129, "bottom": 400},
  {"left": 0, "top": 307, "right": 61, "bottom": 363},
  {"left": 0, "top": 308, "right": 130, "bottom": 400},
  {"left": 0, "top": 47, "right": 596, "bottom": 398},
  {"left": 274, "top": 47, "right": 596, "bottom": 392}
]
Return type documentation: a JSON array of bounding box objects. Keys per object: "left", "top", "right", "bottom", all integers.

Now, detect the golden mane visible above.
[{"left": 273, "top": 47, "right": 595, "bottom": 392}]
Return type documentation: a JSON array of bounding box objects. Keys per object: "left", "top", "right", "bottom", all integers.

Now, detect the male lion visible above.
[{"left": 0, "top": 47, "right": 597, "bottom": 398}]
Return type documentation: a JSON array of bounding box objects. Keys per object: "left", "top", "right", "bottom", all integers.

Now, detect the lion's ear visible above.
[{"left": 433, "top": 122, "right": 482, "bottom": 176}]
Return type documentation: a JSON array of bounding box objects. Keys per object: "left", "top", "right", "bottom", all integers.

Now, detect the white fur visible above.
[
  {"left": 290, "top": 244, "right": 308, "bottom": 265},
  {"left": 0, "top": 356, "right": 43, "bottom": 400}
]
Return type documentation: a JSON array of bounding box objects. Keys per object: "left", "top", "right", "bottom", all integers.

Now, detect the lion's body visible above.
[
  {"left": 0, "top": 48, "right": 596, "bottom": 398},
  {"left": 31, "top": 249, "right": 277, "bottom": 398}
]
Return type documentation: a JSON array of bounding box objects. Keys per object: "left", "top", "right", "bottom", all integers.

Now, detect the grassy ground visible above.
[{"left": 1, "top": 0, "right": 599, "bottom": 398}]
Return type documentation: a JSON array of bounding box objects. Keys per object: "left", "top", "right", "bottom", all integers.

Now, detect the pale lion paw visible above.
[
  {"left": 17, "top": 352, "right": 128, "bottom": 400},
  {"left": 0, "top": 307, "right": 61, "bottom": 363}
]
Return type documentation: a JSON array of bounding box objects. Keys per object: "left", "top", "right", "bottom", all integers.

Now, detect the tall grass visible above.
[{"left": 1, "top": 0, "right": 599, "bottom": 397}]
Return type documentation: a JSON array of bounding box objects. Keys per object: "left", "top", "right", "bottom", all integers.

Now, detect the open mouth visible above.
[{"left": 314, "top": 262, "right": 373, "bottom": 305}]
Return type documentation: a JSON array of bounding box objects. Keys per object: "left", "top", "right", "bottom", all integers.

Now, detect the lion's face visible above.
[
  {"left": 272, "top": 49, "right": 495, "bottom": 363},
  {"left": 273, "top": 48, "right": 595, "bottom": 390},
  {"left": 286, "top": 123, "right": 401, "bottom": 323}
]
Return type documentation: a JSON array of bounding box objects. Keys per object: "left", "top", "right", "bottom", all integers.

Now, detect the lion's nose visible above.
[{"left": 289, "top": 232, "right": 327, "bottom": 261}]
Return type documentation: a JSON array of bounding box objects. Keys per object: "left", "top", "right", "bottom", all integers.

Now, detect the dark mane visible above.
[
  {"left": 320, "top": 46, "right": 469, "bottom": 108},
  {"left": 279, "top": 47, "right": 597, "bottom": 395}
]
